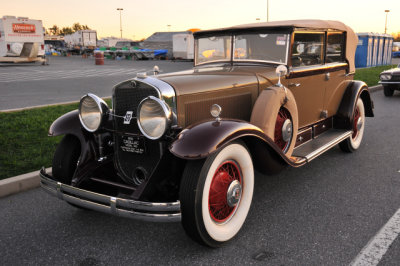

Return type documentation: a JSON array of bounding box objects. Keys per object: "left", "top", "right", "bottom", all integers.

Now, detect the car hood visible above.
[
  {"left": 158, "top": 65, "right": 277, "bottom": 96},
  {"left": 381, "top": 67, "right": 400, "bottom": 75}
]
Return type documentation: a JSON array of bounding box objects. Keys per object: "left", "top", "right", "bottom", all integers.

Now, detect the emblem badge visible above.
[{"left": 123, "top": 111, "right": 133, "bottom": 124}]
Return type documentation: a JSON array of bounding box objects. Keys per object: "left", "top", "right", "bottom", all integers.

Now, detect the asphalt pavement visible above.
[
  {"left": 1, "top": 89, "right": 400, "bottom": 265},
  {"left": 0, "top": 56, "right": 193, "bottom": 110}
]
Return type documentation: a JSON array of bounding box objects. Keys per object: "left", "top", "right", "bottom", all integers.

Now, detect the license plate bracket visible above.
[{"left": 120, "top": 135, "right": 146, "bottom": 154}]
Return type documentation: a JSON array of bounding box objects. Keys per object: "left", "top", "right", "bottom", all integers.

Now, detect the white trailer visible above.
[
  {"left": 64, "top": 30, "right": 97, "bottom": 48},
  {"left": 0, "top": 16, "right": 45, "bottom": 63},
  {"left": 173, "top": 33, "right": 194, "bottom": 60}
]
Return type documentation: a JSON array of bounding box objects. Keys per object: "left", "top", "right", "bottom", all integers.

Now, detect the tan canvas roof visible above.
[{"left": 196, "top": 20, "right": 358, "bottom": 72}]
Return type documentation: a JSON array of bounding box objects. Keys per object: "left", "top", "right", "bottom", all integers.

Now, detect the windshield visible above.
[{"left": 195, "top": 32, "right": 289, "bottom": 65}]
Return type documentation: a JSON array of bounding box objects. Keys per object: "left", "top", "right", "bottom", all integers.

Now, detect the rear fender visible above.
[{"left": 335, "top": 81, "right": 374, "bottom": 129}]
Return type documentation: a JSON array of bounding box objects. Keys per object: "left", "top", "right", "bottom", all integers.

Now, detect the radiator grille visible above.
[{"left": 112, "top": 80, "right": 161, "bottom": 185}]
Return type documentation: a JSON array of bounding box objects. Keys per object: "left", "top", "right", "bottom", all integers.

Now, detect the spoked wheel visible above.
[
  {"left": 180, "top": 141, "right": 254, "bottom": 247},
  {"left": 339, "top": 98, "right": 365, "bottom": 152},
  {"left": 274, "top": 107, "right": 293, "bottom": 153}
]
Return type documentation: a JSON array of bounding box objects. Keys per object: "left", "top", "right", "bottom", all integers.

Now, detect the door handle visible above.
[
  {"left": 288, "top": 83, "right": 301, "bottom": 87},
  {"left": 325, "top": 72, "right": 330, "bottom": 80}
]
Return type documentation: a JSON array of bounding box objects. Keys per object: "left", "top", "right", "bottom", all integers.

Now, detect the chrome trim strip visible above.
[
  {"left": 291, "top": 62, "right": 348, "bottom": 74},
  {"left": 305, "top": 131, "right": 352, "bottom": 162},
  {"left": 39, "top": 169, "right": 181, "bottom": 222}
]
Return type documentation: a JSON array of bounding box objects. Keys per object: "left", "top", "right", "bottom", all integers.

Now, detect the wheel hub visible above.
[
  {"left": 282, "top": 119, "right": 293, "bottom": 142},
  {"left": 226, "top": 180, "right": 242, "bottom": 207}
]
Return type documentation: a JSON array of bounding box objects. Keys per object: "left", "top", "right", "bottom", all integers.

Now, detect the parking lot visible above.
[
  {"left": 1, "top": 56, "right": 400, "bottom": 265},
  {"left": 0, "top": 56, "right": 193, "bottom": 110}
]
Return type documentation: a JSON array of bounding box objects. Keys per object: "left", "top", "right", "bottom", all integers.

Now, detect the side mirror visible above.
[{"left": 275, "top": 65, "right": 288, "bottom": 87}]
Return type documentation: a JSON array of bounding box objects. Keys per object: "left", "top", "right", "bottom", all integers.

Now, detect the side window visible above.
[
  {"left": 291, "top": 33, "right": 325, "bottom": 67},
  {"left": 326, "top": 33, "right": 345, "bottom": 63}
]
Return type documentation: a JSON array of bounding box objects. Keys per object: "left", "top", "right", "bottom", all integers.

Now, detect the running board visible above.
[{"left": 292, "top": 129, "right": 352, "bottom": 163}]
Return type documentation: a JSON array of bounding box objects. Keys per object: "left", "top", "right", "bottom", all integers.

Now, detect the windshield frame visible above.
[{"left": 194, "top": 30, "right": 291, "bottom": 66}]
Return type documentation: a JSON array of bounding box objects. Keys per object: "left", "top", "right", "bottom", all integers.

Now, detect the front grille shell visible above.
[{"left": 112, "top": 78, "right": 175, "bottom": 186}]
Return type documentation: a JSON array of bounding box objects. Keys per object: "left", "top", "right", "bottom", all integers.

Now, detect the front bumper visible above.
[
  {"left": 379, "top": 81, "right": 400, "bottom": 85},
  {"left": 39, "top": 168, "right": 181, "bottom": 222}
]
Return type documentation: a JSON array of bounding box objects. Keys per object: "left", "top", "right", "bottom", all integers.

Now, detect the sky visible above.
[{"left": 2, "top": 0, "right": 399, "bottom": 40}]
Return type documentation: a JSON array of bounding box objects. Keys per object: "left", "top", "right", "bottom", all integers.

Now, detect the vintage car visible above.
[
  {"left": 379, "top": 63, "right": 400, "bottom": 96},
  {"left": 40, "top": 20, "right": 374, "bottom": 247}
]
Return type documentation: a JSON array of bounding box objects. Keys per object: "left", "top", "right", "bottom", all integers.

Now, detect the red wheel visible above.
[
  {"left": 180, "top": 141, "right": 254, "bottom": 247},
  {"left": 208, "top": 160, "right": 242, "bottom": 223},
  {"left": 274, "top": 107, "right": 293, "bottom": 153}
]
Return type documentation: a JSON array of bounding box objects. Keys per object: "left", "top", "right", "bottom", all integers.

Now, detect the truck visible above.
[
  {"left": 0, "top": 16, "right": 46, "bottom": 63},
  {"left": 172, "top": 33, "right": 194, "bottom": 60},
  {"left": 64, "top": 30, "right": 97, "bottom": 54}
]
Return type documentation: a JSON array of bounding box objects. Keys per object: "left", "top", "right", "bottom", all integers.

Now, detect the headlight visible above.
[
  {"left": 79, "top": 93, "right": 109, "bottom": 132},
  {"left": 380, "top": 74, "right": 392, "bottom": 81},
  {"left": 137, "top": 96, "right": 171, "bottom": 140}
]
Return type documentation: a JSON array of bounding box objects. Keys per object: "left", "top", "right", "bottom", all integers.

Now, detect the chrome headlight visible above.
[
  {"left": 380, "top": 74, "right": 392, "bottom": 81},
  {"left": 79, "top": 93, "right": 109, "bottom": 132},
  {"left": 137, "top": 96, "right": 171, "bottom": 140}
]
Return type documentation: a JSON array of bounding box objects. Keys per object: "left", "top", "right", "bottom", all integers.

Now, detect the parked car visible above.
[
  {"left": 40, "top": 20, "right": 374, "bottom": 247},
  {"left": 379, "top": 63, "right": 400, "bottom": 96}
]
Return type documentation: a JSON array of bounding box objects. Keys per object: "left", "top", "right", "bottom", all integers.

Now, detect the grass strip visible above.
[
  {"left": 0, "top": 99, "right": 111, "bottom": 180},
  {"left": 354, "top": 64, "right": 396, "bottom": 87}
]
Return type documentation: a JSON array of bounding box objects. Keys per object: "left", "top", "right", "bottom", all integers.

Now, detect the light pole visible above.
[
  {"left": 117, "top": 8, "right": 123, "bottom": 38},
  {"left": 267, "top": 0, "right": 269, "bottom": 22},
  {"left": 384, "top": 10, "right": 390, "bottom": 34}
]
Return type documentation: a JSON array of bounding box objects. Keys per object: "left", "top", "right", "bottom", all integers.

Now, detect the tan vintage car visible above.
[{"left": 40, "top": 20, "right": 374, "bottom": 247}]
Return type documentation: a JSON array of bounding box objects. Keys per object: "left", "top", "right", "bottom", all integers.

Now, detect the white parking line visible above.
[
  {"left": 0, "top": 68, "right": 146, "bottom": 82},
  {"left": 350, "top": 208, "right": 400, "bottom": 266}
]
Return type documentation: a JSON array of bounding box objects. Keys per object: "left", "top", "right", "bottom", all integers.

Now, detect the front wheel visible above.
[
  {"left": 339, "top": 98, "right": 365, "bottom": 153},
  {"left": 180, "top": 141, "right": 254, "bottom": 247},
  {"left": 52, "top": 135, "right": 81, "bottom": 184},
  {"left": 383, "top": 85, "right": 394, "bottom": 97}
]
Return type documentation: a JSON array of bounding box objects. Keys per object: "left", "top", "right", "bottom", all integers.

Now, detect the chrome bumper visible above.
[{"left": 39, "top": 168, "right": 181, "bottom": 222}]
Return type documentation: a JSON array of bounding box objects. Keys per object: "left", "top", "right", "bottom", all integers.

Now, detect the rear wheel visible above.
[
  {"left": 180, "top": 141, "right": 254, "bottom": 247},
  {"left": 52, "top": 135, "right": 81, "bottom": 184},
  {"left": 383, "top": 85, "right": 394, "bottom": 97},
  {"left": 339, "top": 98, "right": 365, "bottom": 153}
]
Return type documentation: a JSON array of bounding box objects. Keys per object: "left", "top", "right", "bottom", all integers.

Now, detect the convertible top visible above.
[{"left": 195, "top": 19, "right": 358, "bottom": 73}]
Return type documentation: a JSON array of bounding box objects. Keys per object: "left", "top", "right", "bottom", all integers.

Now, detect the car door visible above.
[
  {"left": 323, "top": 32, "right": 352, "bottom": 116},
  {"left": 285, "top": 32, "right": 326, "bottom": 128}
]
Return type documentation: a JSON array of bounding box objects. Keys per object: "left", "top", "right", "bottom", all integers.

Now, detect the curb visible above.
[
  {"left": 0, "top": 168, "right": 51, "bottom": 198},
  {"left": 369, "top": 84, "right": 382, "bottom": 93}
]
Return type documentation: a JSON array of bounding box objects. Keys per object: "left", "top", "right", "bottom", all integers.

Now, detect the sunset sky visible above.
[{"left": 2, "top": 0, "right": 399, "bottom": 40}]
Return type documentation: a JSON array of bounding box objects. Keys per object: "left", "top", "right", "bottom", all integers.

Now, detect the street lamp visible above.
[
  {"left": 167, "top": 25, "right": 171, "bottom": 32},
  {"left": 117, "top": 8, "right": 123, "bottom": 38},
  {"left": 384, "top": 10, "right": 390, "bottom": 34}
]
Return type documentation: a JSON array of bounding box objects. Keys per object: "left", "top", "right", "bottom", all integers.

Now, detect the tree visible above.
[
  {"left": 393, "top": 32, "right": 400, "bottom": 42},
  {"left": 47, "top": 23, "right": 91, "bottom": 36},
  {"left": 60, "top": 27, "right": 73, "bottom": 36},
  {"left": 49, "top": 25, "right": 60, "bottom": 35}
]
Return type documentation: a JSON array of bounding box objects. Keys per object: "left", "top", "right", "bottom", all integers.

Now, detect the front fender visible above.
[
  {"left": 169, "top": 119, "right": 301, "bottom": 170},
  {"left": 49, "top": 110, "right": 82, "bottom": 137},
  {"left": 48, "top": 109, "right": 95, "bottom": 166}
]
